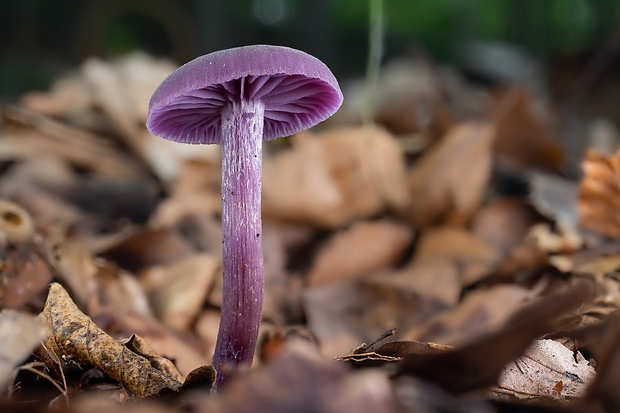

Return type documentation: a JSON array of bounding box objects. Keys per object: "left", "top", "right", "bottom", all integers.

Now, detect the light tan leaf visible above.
[
  {"left": 263, "top": 126, "right": 408, "bottom": 228},
  {"left": 492, "top": 339, "right": 595, "bottom": 400},
  {"left": 140, "top": 253, "right": 220, "bottom": 331},
  {"left": 372, "top": 258, "right": 460, "bottom": 307},
  {"left": 0, "top": 310, "right": 45, "bottom": 390},
  {"left": 414, "top": 226, "right": 501, "bottom": 285},
  {"left": 307, "top": 220, "right": 413, "bottom": 287},
  {"left": 406, "top": 122, "right": 494, "bottom": 228}
]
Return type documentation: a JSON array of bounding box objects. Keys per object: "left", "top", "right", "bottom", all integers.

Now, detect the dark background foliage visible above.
[{"left": 1, "top": 0, "right": 620, "bottom": 98}]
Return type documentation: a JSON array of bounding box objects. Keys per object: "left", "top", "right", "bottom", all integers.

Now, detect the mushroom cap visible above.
[{"left": 147, "top": 45, "right": 343, "bottom": 144}]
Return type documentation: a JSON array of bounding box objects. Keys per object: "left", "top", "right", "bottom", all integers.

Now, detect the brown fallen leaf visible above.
[
  {"left": 472, "top": 198, "right": 541, "bottom": 256},
  {"left": 0, "top": 200, "right": 52, "bottom": 311},
  {"left": 579, "top": 149, "right": 620, "bottom": 238},
  {"left": 529, "top": 172, "right": 580, "bottom": 231},
  {"left": 402, "top": 284, "right": 530, "bottom": 345},
  {"left": 140, "top": 253, "right": 220, "bottom": 331},
  {"left": 304, "top": 280, "right": 430, "bottom": 358},
  {"left": 88, "top": 259, "right": 151, "bottom": 318},
  {"left": 0, "top": 105, "right": 144, "bottom": 179},
  {"left": 112, "top": 312, "right": 209, "bottom": 376},
  {"left": 189, "top": 340, "right": 400, "bottom": 413},
  {"left": 338, "top": 340, "right": 451, "bottom": 368},
  {"left": 98, "top": 228, "right": 195, "bottom": 273},
  {"left": 584, "top": 312, "right": 620, "bottom": 412},
  {"left": 491, "top": 339, "right": 595, "bottom": 401},
  {"left": 406, "top": 121, "right": 495, "bottom": 228},
  {"left": 82, "top": 56, "right": 218, "bottom": 183},
  {"left": 395, "top": 278, "right": 595, "bottom": 394},
  {"left": 0, "top": 310, "right": 46, "bottom": 391},
  {"left": 123, "top": 335, "right": 183, "bottom": 383},
  {"left": 307, "top": 220, "right": 413, "bottom": 287},
  {"left": 371, "top": 257, "right": 460, "bottom": 308},
  {"left": 37, "top": 283, "right": 182, "bottom": 397},
  {"left": 491, "top": 88, "right": 564, "bottom": 173},
  {"left": 263, "top": 126, "right": 408, "bottom": 229},
  {"left": 413, "top": 226, "right": 501, "bottom": 285}
]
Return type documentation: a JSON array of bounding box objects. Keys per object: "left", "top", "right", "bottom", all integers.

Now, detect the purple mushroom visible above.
[{"left": 146, "top": 45, "right": 343, "bottom": 387}]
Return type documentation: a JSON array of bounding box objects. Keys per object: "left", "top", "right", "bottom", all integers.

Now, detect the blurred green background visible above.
[{"left": 1, "top": 0, "right": 619, "bottom": 99}]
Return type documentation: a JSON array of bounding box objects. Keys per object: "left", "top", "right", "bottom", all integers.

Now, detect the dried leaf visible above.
[
  {"left": 584, "top": 312, "right": 620, "bottom": 411},
  {"left": 37, "top": 283, "right": 182, "bottom": 397},
  {"left": 124, "top": 335, "right": 184, "bottom": 383},
  {"left": 304, "top": 281, "right": 428, "bottom": 358},
  {"left": 191, "top": 341, "right": 400, "bottom": 413},
  {"left": 82, "top": 56, "right": 218, "bottom": 183},
  {"left": 307, "top": 220, "right": 413, "bottom": 287},
  {"left": 403, "top": 284, "right": 529, "bottom": 344},
  {"left": 406, "top": 122, "right": 494, "bottom": 228},
  {"left": 472, "top": 198, "right": 541, "bottom": 256},
  {"left": 263, "top": 126, "right": 408, "bottom": 229},
  {"left": 98, "top": 228, "right": 195, "bottom": 273},
  {"left": 529, "top": 172, "right": 580, "bottom": 230},
  {"left": 140, "top": 253, "right": 220, "bottom": 331},
  {"left": 0, "top": 244, "right": 52, "bottom": 310},
  {"left": 0, "top": 200, "right": 34, "bottom": 244},
  {"left": 112, "top": 312, "right": 209, "bottom": 376},
  {"left": 89, "top": 260, "right": 152, "bottom": 317},
  {"left": 492, "top": 339, "right": 594, "bottom": 400},
  {"left": 0, "top": 310, "right": 45, "bottom": 390},
  {"left": 0, "top": 106, "right": 144, "bottom": 179},
  {"left": 338, "top": 340, "right": 450, "bottom": 368},
  {"left": 414, "top": 226, "right": 501, "bottom": 285},
  {"left": 579, "top": 149, "right": 620, "bottom": 238},
  {"left": 491, "top": 89, "right": 564, "bottom": 172},
  {"left": 396, "top": 278, "right": 595, "bottom": 394}
]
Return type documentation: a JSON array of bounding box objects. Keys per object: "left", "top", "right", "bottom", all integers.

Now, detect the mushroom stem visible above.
[{"left": 213, "top": 98, "right": 265, "bottom": 388}]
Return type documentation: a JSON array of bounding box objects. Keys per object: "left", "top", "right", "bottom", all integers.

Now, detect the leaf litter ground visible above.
[{"left": 0, "top": 52, "right": 620, "bottom": 412}]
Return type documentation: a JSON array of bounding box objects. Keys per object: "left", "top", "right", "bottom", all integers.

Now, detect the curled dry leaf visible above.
[
  {"left": 406, "top": 122, "right": 495, "bottom": 228},
  {"left": 0, "top": 200, "right": 34, "bottom": 244},
  {"left": 338, "top": 340, "right": 451, "bottom": 368},
  {"left": 396, "top": 278, "right": 595, "bottom": 394},
  {"left": 579, "top": 149, "right": 620, "bottom": 238},
  {"left": 112, "top": 312, "right": 209, "bottom": 376},
  {"left": 0, "top": 310, "right": 46, "bottom": 390},
  {"left": 37, "top": 283, "right": 182, "bottom": 397},
  {"left": 123, "top": 335, "right": 184, "bottom": 383},
  {"left": 492, "top": 339, "right": 594, "bottom": 400},
  {"left": 307, "top": 220, "right": 413, "bottom": 288},
  {"left": 263, "top": 126, "right": 408, "bottom": 229}
]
